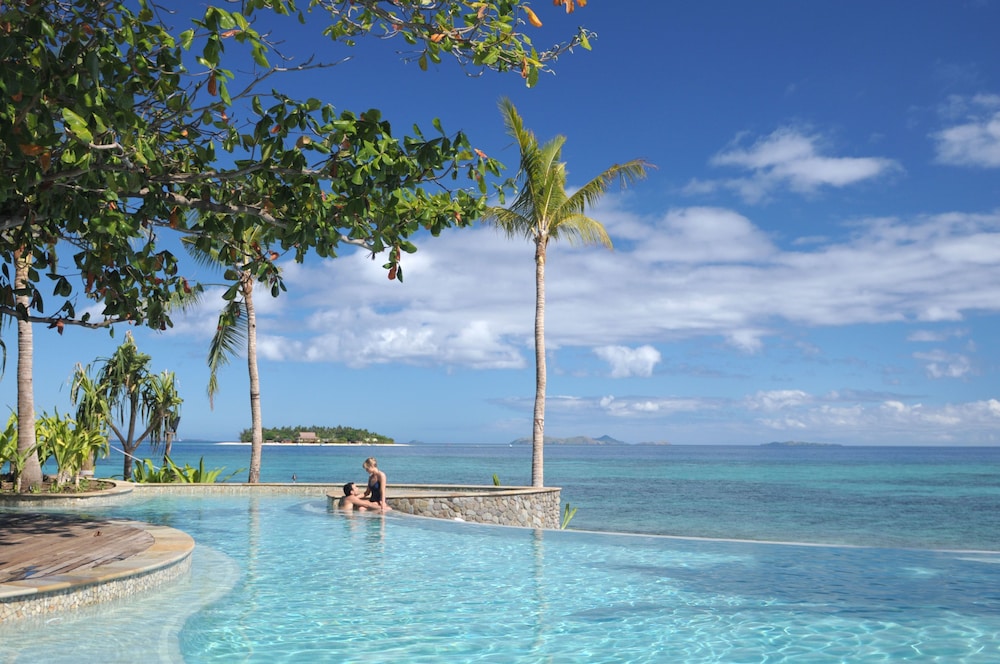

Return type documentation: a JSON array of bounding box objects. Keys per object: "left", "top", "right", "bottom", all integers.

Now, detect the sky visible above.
[{"left": 5, "top": 1, "right": 1000, "bottom": 446}]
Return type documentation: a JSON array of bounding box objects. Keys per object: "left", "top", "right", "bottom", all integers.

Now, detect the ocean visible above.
[{"left": 99, "top": 441, "right": 1000, "bottom": 552}]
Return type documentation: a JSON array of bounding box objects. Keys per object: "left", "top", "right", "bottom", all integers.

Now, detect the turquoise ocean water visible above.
[{"left": 99, "top": 441, "right": 1000, "bottom": 550}]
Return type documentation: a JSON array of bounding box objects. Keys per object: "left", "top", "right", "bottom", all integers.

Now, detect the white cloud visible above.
[
  {"left": 519, "top": 389, "right": 1000, "bottom": 445},
  {"left": 688, "top": 127, "right": 901, "bottom": 203},
  {"left": 745, "top": 390, "right": 812, "bottom": 411},
  {"left": 913, "top": 349, "right": 974, "bottom": 379},
  {"left": 595, "top": 394, "right": 708, "bottom": 417},
  {"left": 593, "top": 345, "right": 661, "bottom": 378},
  {"left": 746, "top": 394, "right": 1000, "bottom": 442},
  {"left": 907, "top": 328, "right": 968, "bottom": 342},
  {"left": 932, "top": 94, "right": 1000, "bottom": 167},
  {"left": 725, "top": 329, "right": 765, "bottom": 353},
  {"left": 170, "top": 205, "right": 1000, "bottom": 378},
  {"left": 634, "top": 207, "right": 777, "bottom": 264}
]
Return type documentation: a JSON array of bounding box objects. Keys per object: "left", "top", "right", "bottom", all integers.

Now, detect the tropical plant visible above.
[
  {"left": 131, "top": 456, "right": 242, "bottom": 484},
  {"left": 69, "top": 361, "right": 113, "bottom": 473},
  {"left": 492, "top": 473, "right": 502, "bottom": 487},
  {"left": 484, "top": 98, "right": 652, "bottom": 487},
  {"left": 34, "top": 409, "right": 110, "bottom": 488},
  {"left": 0, "top": 412, "right": 35, "bottom": 491},
  {"left": 0, "top": 412, "right": 15, "bottom": 472},
  {"left": 560, "top": 502, "right": 577, "bottom": 529},
  {"left": 71, "top": 333, "right": 182, "bottom": 480}
]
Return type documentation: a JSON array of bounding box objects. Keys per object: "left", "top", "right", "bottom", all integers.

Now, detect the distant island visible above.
[
  {"left": 761, "top": 441, "right": 842, "bottom": 447},
  {"left": 240, "top": 425, "right": 394, "bottom": 445},
  {"left": 511, "top": 435, "right": 628, "bottom": 446}
]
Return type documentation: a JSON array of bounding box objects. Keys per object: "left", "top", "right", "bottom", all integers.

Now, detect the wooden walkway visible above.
[{"left": 0, "top": 512, "right": 154, "bottom": 583}]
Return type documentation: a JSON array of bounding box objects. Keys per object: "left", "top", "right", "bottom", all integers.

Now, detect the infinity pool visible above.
[{"left": 3, "top": 494, "right": 999, "bottom": 662}]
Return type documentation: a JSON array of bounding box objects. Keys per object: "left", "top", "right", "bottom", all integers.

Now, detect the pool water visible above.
[{"left": 3, "top": 494, "right": 999, "bottom": 663}]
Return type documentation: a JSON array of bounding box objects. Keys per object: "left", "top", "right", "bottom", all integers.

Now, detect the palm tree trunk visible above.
[
  {"left": 14, "top": 247, "right": 43, "bottom": 492},
  {"left": 531, "top": 237, "right": 547, "bottom": 487},
  {"left": 244, "top": 273, "right": 263, "bottom": 483}
]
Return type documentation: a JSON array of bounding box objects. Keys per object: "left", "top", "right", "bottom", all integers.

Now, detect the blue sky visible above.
[{"left": 6, "top": 1, "right": 1000, "bottom": 445}]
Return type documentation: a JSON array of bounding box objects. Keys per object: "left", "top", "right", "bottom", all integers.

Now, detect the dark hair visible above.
[{"left": 342, "top": 482, "right": 355, "bottom": 496}]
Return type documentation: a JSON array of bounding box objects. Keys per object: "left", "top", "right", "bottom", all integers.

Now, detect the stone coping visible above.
[{"left": 0, "top": 519, "right": 194, "bottom": 621}]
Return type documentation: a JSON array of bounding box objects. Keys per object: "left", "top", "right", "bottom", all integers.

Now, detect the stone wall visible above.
[{"left": 372, "top": 486, "right": 561, "bottom": 529}]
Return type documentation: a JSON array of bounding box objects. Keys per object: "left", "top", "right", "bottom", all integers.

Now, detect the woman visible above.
[{"left": 362, "top": 457, "right": 390, "bottom": 511}]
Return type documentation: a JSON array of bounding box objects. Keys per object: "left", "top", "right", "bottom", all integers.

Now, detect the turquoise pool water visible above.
[
  {"left": 107, "top": 442, "right": 1000, "bottom": 550},
  {"left": 3, "top": 494, "right": 999, "bottom": 663}
]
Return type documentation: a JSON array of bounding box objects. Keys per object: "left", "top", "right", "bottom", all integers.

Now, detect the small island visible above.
[
  {"left": 240, "top": 426, "right": 394, "bottom": 445},
  {"left": 510, "top": 435, "right": 627, "bottom": 445}
]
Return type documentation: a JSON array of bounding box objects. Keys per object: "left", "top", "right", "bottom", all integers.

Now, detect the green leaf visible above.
[
  {"left": 61, "top": 109, "right": 93, "bottom": 143},
  {"left": 526, "top": 66, "right": 539, "bottom": 89}
]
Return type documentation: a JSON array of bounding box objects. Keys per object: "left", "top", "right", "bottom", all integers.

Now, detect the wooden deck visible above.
[{"left": 0, "top": 512, "right": 154, "bottom": 583}]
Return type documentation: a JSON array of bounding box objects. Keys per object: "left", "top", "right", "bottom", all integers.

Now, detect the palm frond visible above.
[
  {"left": 207, "top": 300, "right": 248, "bottom": 408},
  {"left": 550, "top": 214, "right": 613, "bottom": 248},
  {"left": 565, "top": 158, "right": 653, "bottom": 214},
  {"left": 483, "top": 206, "right": 535, "bottom": 242}
]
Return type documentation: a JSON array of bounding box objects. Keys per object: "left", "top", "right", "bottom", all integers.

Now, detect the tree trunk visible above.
[
  {"left": 121, "top": 393, "right": 140, "bottom": 480},
  {"left": 244, "top": 273, "right": 263, "bottom": 483},
  {"left": 531, "top": 237, "right": 547, "bottom": 488},
  {"left": 14, "top": 248, "right": 43, "bottom": 492}
]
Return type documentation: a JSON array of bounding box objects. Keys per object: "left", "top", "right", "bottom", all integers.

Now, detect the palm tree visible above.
[
  {"left": 484, "top": 98, "right": 651, "bottom": 487},
  {"left": 13, "top": 246, "right": 43, "bottom": 491},
  {"left": 185, "top": 229, "right": 272, "bottom": 484},
  {"left": 69, "top": 363, "right": 111, "bottom": 476}
]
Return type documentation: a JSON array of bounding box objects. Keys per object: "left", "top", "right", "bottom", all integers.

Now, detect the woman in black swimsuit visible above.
[{"left": 362, "top": 457, "right": 390, "bottom": 511}]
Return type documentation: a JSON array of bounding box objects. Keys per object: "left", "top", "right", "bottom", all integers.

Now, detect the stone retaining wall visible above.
[{"left": 352, "top": 485, "right": 562, "bottom": 529}]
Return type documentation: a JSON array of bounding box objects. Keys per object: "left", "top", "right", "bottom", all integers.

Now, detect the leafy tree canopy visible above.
[{"left": 0, "top": 0, "right": 593, "bottom": 334}]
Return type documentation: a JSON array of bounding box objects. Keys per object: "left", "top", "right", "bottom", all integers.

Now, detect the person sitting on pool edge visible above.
[
  {"left": 337, "top": 482, "right": 384, "bottom": 511},
  {"left": 362, "top": 456, "right": 391, "bottom": 512}
]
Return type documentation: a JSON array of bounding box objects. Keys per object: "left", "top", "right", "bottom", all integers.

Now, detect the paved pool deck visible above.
[{"left": 0, "top": 511, "right": 194, "bottom": 621}]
